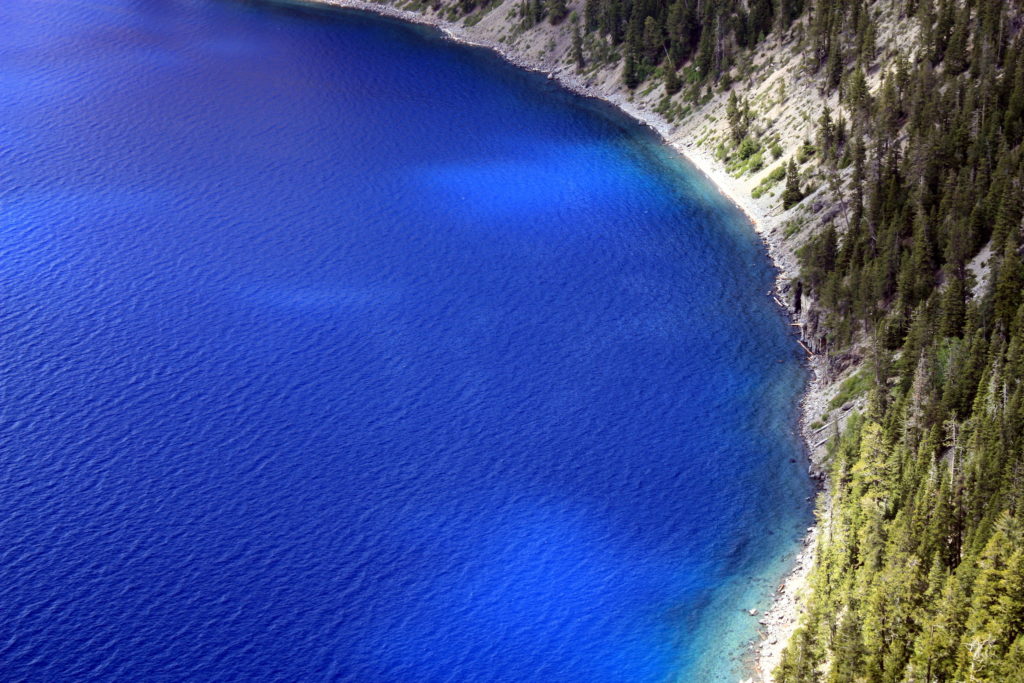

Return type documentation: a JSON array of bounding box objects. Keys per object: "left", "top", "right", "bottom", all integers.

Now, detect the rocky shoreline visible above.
[{"left": 290, "top": 1, "right": 830, "bottom": 678}]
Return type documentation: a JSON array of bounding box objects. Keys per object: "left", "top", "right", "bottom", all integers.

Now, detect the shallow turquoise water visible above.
[{"left": 0, "top": 0, "right": 813, "bottom": 679}]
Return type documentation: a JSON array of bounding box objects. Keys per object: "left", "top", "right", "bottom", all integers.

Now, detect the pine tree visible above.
[
  {"left": 584, "top": 0, "right": 599, "bottom": 33},
  {"left": 846, "top": 67, "right": 871, "bottom": 125},
  {"left": 664, "top": 64, "right": 681, "bottom": 95},
  {"left": 783, "top": 159, "right": 804, "bottom": 210},
  {"left": 694, "top": 11, "right": 715, "bottom": 80},
  {"left": 546, "top": 0, "right": 567, "bottom": 25},
  {"left": 727, "top": 91, "right": 746, "bottom": 143},
  {"left": 571, "top": 23, "right": 584, "bottom": 70},
  {"left": 996, "top": 636, "right": 1024, "bottom": 682},
  {"left": 909, "top": 208, "right": 938, "bottom": 304},
  {"left": 995, "top": 234, "right": 1024, "bottom": 336},
  {"left": 818, "top": 106, "right": 836, "bottom": 163},
  {"left": 939, "top": 267, "right": 967, "bottom": 338},
  {"left": 641, "top": 16, "right": 663, "bottom": 65},
  {"left": 829, "top": 608, "right": 865, "bottom": 681},
  {"left": 525, "top": 0, "right": 543, "bottom": 27},
  {"left": 959, "top": 518, "right": 1018, "bottom": 679},
  {"left": 995, "top": 551, "right": 1024, "bottom": 650},
  {"left": 825, "top": 28, "right": 843, "bottom": 91},
  {"left": 774, "top": 626, "right": 817, "bottom": 681},
  {"left": 623, "top": 19, "right": 641, "bottom": 90},
  {"left": 945, "top": 2, "right": 970, "bottom": 74}
]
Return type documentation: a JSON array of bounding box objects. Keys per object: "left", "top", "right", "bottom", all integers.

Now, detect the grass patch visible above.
[
  {"left": 797, "top": 142, "right": 817, "bottom": 164},
  {"left": 723, "top": 137, "right": 765, "bottom": 176},
  {"left": 829, "top": 371, "right": 871, "bottom": 411},
  {"left": 751, "top": 163, "right": 786, "bottom": 197},
  {"left": 654, "top": 96, "right": 689, "bottom": 123},
  {"left": 783, "top": 218, "right": 804, "bottom": 237}
]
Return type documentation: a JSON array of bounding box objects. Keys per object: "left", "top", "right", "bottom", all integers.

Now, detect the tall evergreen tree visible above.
[
  {"left": 783, "top": 159, "right": 804, "bottom": 209},
  {"left": 571, "top": 22, "right": 584, "bottom": 70}
]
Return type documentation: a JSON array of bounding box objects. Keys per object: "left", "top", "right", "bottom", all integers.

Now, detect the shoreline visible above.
[
  {"left": 292, "top": 0, "right": 773, "bottom": 231},
  {"left": 290, "top": 1, "right": 824, "bottom": 678}
]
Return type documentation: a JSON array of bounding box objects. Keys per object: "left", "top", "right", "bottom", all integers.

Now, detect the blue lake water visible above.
[{"left": 0, "top": 0, "right": 813, "bottom": 680}]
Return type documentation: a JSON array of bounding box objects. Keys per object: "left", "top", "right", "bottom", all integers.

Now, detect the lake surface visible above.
[{"left": 0, "top": 0, "right": 813, "bottom": 680}]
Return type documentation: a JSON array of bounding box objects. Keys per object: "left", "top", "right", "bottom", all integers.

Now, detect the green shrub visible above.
[
  {"left": 747, "top": 151, "right": 764, "bottom": 173},
  {"left": 751, "top": 164, "right": 786, "bottom": 197},
  {"left": 797, "top": 142, "right": 816, "bottom": 164},
  {"left": 828, "top": 371, "right": 871, "bottom": 411},
  {"left": 765, "top": 164, "right": 786, "bottom": 183},
  {"left": 737, "top": 136, "right": 759, "bottom": 160}
]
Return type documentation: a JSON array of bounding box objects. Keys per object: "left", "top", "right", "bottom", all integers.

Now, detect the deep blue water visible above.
[{"left": 0, "top": 1, "right": 813, "bottom": 680}]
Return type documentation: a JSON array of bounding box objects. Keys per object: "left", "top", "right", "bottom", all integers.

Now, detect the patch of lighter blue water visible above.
[{"left": 0, "top": 0, "right": 813, "bottom": 680}]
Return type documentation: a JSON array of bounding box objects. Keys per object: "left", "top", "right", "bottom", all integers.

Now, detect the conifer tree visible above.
[
  {"left": 641, "top": 16, "right": 663, "bottom": 65},
  {"left": 994, "top": 234, "right": 1024, "bottom": 336},
  {"left": 726, "top": 91, "right": 746, "bottom": 143},
  {"left": 783, "top": 159, "right": 803, "bottom": 209},
  {"left": 571, "top": 23, "right": 584, "bottom": 70},
  {"left": 546, "top": 0, "right": 567, "bottom": 25},
  {"left": 664, "top": 64, "right": 681, "bottom": 95},
  {"left": 623, "top": 20, "right": 641, "bottom": 89},
  {"left": 945, "top": 2, "right": 971, "bottom": 73},
  {"left": 583, "top": 0, "right": 599, "bottom": 33}
]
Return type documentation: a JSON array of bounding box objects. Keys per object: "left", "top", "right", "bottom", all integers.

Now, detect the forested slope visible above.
[{"left": 771, "top": 0, "right": 1024, "bottom": 679}]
